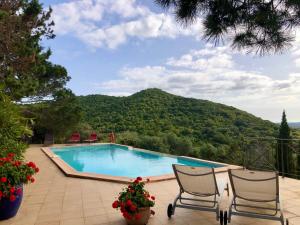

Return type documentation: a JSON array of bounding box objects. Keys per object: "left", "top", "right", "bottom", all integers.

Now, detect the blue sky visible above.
[{"left": 41, "top": 0, "right": 300, "bottom": 122}]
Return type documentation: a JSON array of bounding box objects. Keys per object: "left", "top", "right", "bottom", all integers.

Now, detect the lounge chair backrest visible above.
[
  {"left": 229, "top": 169, "right": 278, "bottom": 202},
  {"left": 90, "top": 133, "right": 97, "bottom": 139},
  {"left": 71, "top": 133, "right": 80, "bottom": 139},
  {"left": 173, "top": 164, "right": 219, "bottom": 196}
]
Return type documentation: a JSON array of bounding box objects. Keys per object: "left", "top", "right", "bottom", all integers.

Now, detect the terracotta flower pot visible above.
[{"left": 126, "top": 207, "right": 151, "bottom": 225}]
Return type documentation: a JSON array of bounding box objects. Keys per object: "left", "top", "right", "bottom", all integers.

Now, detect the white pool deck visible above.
[{"left": 0, "top": 145, "right": 300, "bottom": 225}]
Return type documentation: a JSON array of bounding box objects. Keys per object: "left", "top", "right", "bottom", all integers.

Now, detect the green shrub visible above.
[
  {"left": 199, "top": 143, "right": 218, "bottom": 161},
  {"left": 163, "top": 133, "right": 193, "bottom": 156},
  {"left": 137, "top": 136, "right": 168, "bottom": 153},
  {"left": 172, "top": 138, "right": 193, "bottom": 156},
  {"left": 0, "top": 93, "right": 31, "bottom": 158},
  {"left": 117, "top": 131, "right": 139, "bottom": 146}
]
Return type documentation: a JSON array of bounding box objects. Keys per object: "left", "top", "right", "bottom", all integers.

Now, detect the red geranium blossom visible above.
[
  {"left": 0, "top": 152, "right": 38, "bottom": 199},
  {"left": 7, "top": 153, "right": 15, "bottom": 159},
  {"left": 130, "top": 204, "right": 137, "bottom": 212},
  {"left": 126, "top": 199, "right": 133, "bottom": 206},
  {"left": 9, "top": 195, "right": 16, "bottom": 202},
  {"left": 16, "top": 188, "right": 22, "bottom": 195},
  {"left": 112, "top": 200, "right": 119, "bottom": 208},
  {"left": 10, "top": 187, "right": 15, "bottom": 193},
  {"left": 112, "top": 177, "right": 155, "bottom": 221}
]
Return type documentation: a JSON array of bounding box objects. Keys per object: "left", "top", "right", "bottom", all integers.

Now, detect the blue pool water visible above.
[{"left": 51, "top": 144, "right": 223, "bottom": 178}]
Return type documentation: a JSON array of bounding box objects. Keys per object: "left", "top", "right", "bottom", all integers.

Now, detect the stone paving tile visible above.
[{"left": 0, "top": 145, "right": 299, "bottom": 225}]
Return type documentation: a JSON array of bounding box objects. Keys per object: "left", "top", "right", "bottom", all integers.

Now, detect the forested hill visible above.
[{"left": 77, "top": 89, "right": 278, "bottom": 157}]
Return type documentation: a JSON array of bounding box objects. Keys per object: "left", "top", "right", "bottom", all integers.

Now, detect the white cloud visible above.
[
  {"left": 96, "top": 44, "right": 300, "bottom": 121},
  {"left": 51, "top": 0, "right": 203, "bottom": 49},
  {"left": 167, "top": 46, "right": 234, "bottom": 71},
  {"left": 294, "top": 58, "right": 300, "bottom": 68}
]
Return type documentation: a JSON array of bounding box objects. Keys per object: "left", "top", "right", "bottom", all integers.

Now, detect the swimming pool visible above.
[{"left": 51, "top": 144, "right": 224, "bottom": 178}]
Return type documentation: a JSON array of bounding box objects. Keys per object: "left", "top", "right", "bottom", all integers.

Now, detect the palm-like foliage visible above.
[{"left": 156, "top": 0, "right": 300, "bottom": 55}]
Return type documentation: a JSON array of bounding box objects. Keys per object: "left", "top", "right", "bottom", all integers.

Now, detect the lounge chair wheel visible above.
[
  {"left": 219, "top": 210, "right": 223, "bottom": 225},
  {"left": 224, "top": 211, "right": 228, "bottom": 225},
  {"left": 167, "top": 204, "right": 173, "bottom": 218}
]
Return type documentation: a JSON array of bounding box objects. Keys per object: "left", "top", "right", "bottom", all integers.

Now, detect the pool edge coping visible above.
[{"left": 41, "top": 143, "right": 241, "bottom": 184}]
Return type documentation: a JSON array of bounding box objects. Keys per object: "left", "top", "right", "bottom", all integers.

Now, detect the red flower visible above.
[
  {"left": 112, "top": 200, "right": 119, "bottom": 209},
  {"left": 135, "top": 213, "right": 142, "bottom": 220},
  {"left": 0, "top": 191, "right": 3, "bottom": 198},
  {"left": 16, "top": 188, "right": 22, "bottom": 195},
  {"left": 113, "top": 175, "right": 155, "bottom": 219},
  {"left": 1, "top": 177, "right": 7, "bottom": 183},
  {"left": 7, "top": 153, "right": 15, "bottom": 158},
  {"left": 130, "top": 204, "right": 137, "bottom": 212},
  {"left": 14, "top": 161, "right": 22, "bottom": 167},
  {"left": 10, "top": 187, "right": 15, "bottom": 193},
  {"left": 122, "top": 211, "right": 132, "bottom": 220},
  {"left": 35, "top": 167, "right": 40, "bottom": 173},
  {"left": 120, "top": 205, "right": 125, "bottom": 213},
  {"left": 9, "top": 195, "right": 16, "bottom": 202},
  {"left": 151, "top": 210, "right": 155, "bottom": 215},
  {"left": 27, "top": 162, "right": 36, "bottom": 168},
  {"left": 126, "top": 200, "right": 132, "bottom": 206},
  {"left": 30, "top": 177, "right": 35, "bottom": 183}
]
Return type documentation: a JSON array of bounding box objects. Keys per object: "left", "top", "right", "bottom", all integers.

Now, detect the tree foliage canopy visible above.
[
  {"left": 156, "top": 0, "right": 300, "bottom": 55},
  {"left": 27, "top": 89, "right": 83, "bottom": 141},
  {"left": 0, "top": 1, "right": 81, "bottom": 146},
  {"left": 276, "top": 110, "right": 293, "bottom": 176},
  {"left": 0, "top": 0, "right": 69, "bottom": 101}
]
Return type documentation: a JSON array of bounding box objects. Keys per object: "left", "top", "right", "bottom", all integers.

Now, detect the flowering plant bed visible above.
[
  {"left": 112, "top": 177, "right": 155, "bottom": 225},
  {"left": 0, "top": 153, "right": 39, "bottom": 220}
]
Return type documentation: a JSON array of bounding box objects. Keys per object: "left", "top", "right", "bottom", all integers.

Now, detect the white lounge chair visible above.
[
  {"left": 168, "top": 164, "right": 228, "bottom": 225},
  {"left": 227, "top": 169, "right": 288, "bottom": 225}
]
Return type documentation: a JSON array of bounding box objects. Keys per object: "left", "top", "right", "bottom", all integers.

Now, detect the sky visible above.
[{"left": 41, "top": 0, "right": 300, "bottom": 122}]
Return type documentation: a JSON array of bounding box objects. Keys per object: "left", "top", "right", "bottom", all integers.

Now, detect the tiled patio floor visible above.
[{"left": 1, "top": 145, "right": 300, "bottom": 225}]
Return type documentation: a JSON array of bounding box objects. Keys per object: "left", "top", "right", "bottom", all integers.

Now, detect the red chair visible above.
[
  {"left": 68, "top": 132, "right": 80, "bottom": 143},
  {"left": 84, "top": 133, "right": 98, "bottom": 143}
]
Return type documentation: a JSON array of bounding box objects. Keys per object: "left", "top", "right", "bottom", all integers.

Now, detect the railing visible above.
[{"left": 241, "top": 137, "right": 300, "bottom": 179}]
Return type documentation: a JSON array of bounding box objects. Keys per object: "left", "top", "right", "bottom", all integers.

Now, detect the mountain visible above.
[
  {"left": 77, "top": 88, "right": 277, "bottom": 137},
  {"left": 77, "top": 89, "right": 279, "bottom": 163}
]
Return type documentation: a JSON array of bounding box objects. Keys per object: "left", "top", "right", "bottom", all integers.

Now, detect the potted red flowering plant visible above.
[
  {"left": 112, "top": 177, "right": 155, "bottom": 225},
  {"left": 0, "top": 153, "right": 39, "bottom": 220}
]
